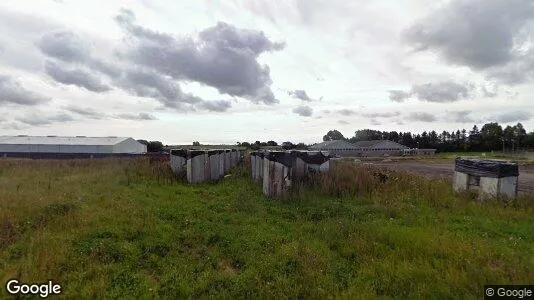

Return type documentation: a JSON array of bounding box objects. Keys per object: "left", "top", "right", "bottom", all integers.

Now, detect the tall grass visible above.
[{"left": 1, "top": 157, "right": 533, "bottom": 298}]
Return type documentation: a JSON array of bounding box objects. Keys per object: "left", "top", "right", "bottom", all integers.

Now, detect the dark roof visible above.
[
  {"left": 353, "top": 140, "right": 408, "bottom": 149},
  {"left": 352, "top": 140, "right": 384, "bottom": 147},
  {"left": 309, "top": 140, "right": 361, "bottom": 150}
]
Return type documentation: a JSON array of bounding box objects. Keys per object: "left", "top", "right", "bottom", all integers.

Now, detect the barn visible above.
[
  {"left": 0, "top": 136, "right": 147, "bottom": 154},
  {"left": 310, "top": 139, "right": 436, "bottom": 157},
  {"left": 353, "top": 140, "right": 409, "bottom": 157},
  {"left": 309, "top": 140, "right": 363, "bottom": 157}
]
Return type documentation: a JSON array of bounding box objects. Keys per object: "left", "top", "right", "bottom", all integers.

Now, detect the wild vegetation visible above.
[
  {"left": 1, "top": 158, "right": 533, "bottom": 298},
  {"left": 322, "top": 122, "right": 534, "bottom": 153}
]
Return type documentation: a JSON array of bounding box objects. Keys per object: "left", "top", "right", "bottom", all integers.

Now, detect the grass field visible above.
[{"left": 1, "top": 158, "right": 533, "bottom": 298}]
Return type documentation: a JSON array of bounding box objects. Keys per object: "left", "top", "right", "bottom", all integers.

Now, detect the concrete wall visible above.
[
  {"left": 208, "top": 151, "right": 220, "bottom": 180},
  {"left": 170, "top": 149, "right": 187, "bottom": 175},
  {"left": 187, "top": 151, "right": 207, "bottom": 184},
  {"left": 171, "top": 148, "right": 244, "bottom": 184},
  {"left": 453, "top": 171, "right": 518, "bottom": 199}
]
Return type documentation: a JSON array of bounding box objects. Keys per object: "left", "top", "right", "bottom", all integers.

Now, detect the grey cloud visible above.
[
  {"left": 338, "top": 120, "right": 349, "bottom": 125},
  {"left": 370, "top": 119, "right": 381, "bottom": 126},
  {"left": 407, "top": 112, "right": 437, "bottom": 122},
  {"left": 200, "top": 100, "right": 232, "bottom": 112},
  {"left": 0, "top": 75, "right": 50, "bottom": 105},
  {"left": 338, "top": 109, "right": 356, "bottom": 116},
  {"left": 404, "top": 0, "right": 534, "bottom": 83},
  {"left": 45, "top": 61, "right": 111, "bottom": 92},
  {"left": 117, "top": 69, "right": 202, "bottom": 110},
  {"left": 16, "top": 112, "right": 74, "bottom": 126},
  {"left": 361, "top": 111, "right": 401, "bottom": 118},
  {"left": 292, "top": 105, "right": 313, "bottom": 117},
  {"left": 38, "top": 31, "right": 121, "bottom": 78},
  {"left": 289, "top": 89, "right": 312, "bottom": 101},
  {"left": 322, "top": 110, "right": 331, "bottom": 114},
  {"left": 446, "top": 111, "right": 475, "bottom": 123},
  {"left": 38, "top": 31, "right": 91, "bottom": 62},
  {"left": 115, "top": 112, "right": 157, "bottom": 121},
  {"left": 64, "top": 105, "right": 105, "bottom": 119},
  {"left": 1, "top": 121, "right": 29, "bottom": 130},
  {"left": 388, "top": 90, "right": 412, "bottom": 102},
  {"left": 411, "top": 81, "right": 473, "bottom": 102},
  {"left": 494, "top": 111, "right": 532, "bottom": 123},
  {"left": 116, "top": 9, "right": 284, "bottom": 105}
]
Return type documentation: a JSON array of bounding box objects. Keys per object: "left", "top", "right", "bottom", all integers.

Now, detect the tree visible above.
[
  {"left": 192, "top": 141, "right": 201, "bottom": 146},
  {"left": 295, "top": 143, "right": 308, "bottom": 150},
  {"left": 137, "top": 139, "right": 149, "bottom": 146},
  {"left": 323, "top": 130, "right": 346, "bottom": 141},
  {"left": 503, "top": 125, "right": 515, "bottom": 151},
  {"left": 469, "top": 125, "right": 481, "bottom": 151},
  {"left": 241, "top": 142, "right": 251, "bottom": 148},
  {"left": 481, "top": 122, "right": 503, "bottom": 151},
  {"left": 267, "top": 141, "right": 278, "bottom": 146},
  {"left": 281, "top": 141, "right": 295, "bottom": 150},
  {"left": 514, "top": 123, "right": 527, "bottom": 149},
  {"left": 148, "top": 141, "right": 164, "bottom": 152}
]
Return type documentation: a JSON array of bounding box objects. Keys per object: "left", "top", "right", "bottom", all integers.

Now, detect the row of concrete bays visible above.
[
  {"left": 251, "top": 150, "right": 331, "bottom": 197},
  {"left": 170, "top": 149, "right": 243, "bottom": 183}
]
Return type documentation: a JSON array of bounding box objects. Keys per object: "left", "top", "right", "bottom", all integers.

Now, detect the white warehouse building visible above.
[{"left": 0, "top": 136, "right": 147, "bottom": 154}]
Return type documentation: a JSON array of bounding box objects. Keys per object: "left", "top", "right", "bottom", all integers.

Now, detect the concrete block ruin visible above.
[
  {"left": 257, "top": 150, "right": 331, "bottom": 197},
  {"left": 170, "top": 149, "right": 187, "bottom": 176},
  {"left": 224, "top": 150, "right": 231, "bottom": 173},
  {"left": 453, "top": 157, "right": 519, "bottom": 199},
  {"left": 187, "top": 150, "right": 207, "bottom": 184},
  {"left": 170, "top": 148, "right": 243, "bottom": 184},
  {"left": 250, "top": 151, "right": 265, "bottom": 182},
  {"left": 208, "top": 150, "right": 220, "bottom": 180}
]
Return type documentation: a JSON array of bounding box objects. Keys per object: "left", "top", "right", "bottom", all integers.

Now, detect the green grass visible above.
[{"left": 1, "top": 158, "right": 533, "bottom": 299}]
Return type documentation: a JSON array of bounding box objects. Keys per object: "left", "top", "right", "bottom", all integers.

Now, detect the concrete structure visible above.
[
  {"left": 263, "top": 151, "right": 292, "bottom": 197},
  {"left": 217, "top": 150, "right": 225, "bottom": 179},
  {"left": 311, "top": 139, "right": 436, "bottom": 157},
  {"left": 353, "top": 140, "right": 409, "bottom": 157},
  {"left": 453, "top": 158, "right": 519, "bottom": 199},
  {"left": 0, "top": 135, "right": 147, "bottom": 154},
  {"left": 187, "top": 150, "right": 207, "bottom": 184},
  {"left": 208, "top": 150, "right": 220, "bottom": 180},
  {"left": 260, "top": 150, "right": 332, "bottom": 197},
  {"left": 224, "top": 150, "right": 231, "bottom": 173},
  {"left": 250, "top": 151, "right": 265, "bottom": 182},
  {"left": 309, "top": 140, "right": 362, "bottom": 157},
  {"left": 170, "top": 149, "right": 187, "bottom": 175}
]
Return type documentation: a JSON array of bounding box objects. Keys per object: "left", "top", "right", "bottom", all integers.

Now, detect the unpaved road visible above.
[{"left": 371, "top": 160, "right": 534, "bottom": 195}]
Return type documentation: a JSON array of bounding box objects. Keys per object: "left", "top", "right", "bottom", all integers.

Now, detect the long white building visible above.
[{"left": 0, "top": 136, "right": 147, "bottom": 154}]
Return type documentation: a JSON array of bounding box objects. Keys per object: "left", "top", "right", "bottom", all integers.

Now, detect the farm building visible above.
[
  {"left": 353, "top": 140, "right": 409, "bottom": 157},
  {"left": 309, "top": 140, "right": 363, "bottom": 157},
  {"left": 0, "top": 136, "right": 147, "bottom": 154},
  {"left": 310, "top": 139, "right": 436, "bottom": 157}
]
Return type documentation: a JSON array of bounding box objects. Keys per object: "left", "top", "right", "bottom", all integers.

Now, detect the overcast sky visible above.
[{"left": 1, "top": 0, "right": 534, "bottom": 144}]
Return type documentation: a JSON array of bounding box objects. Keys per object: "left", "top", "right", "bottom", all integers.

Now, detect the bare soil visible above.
[{"left": 370, "top": 160, "right": 534, "bottom": 195}]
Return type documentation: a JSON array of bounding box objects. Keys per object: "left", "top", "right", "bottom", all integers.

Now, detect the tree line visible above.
[{"left": 323, "top": 122, "right": 534, "bottom": 152}]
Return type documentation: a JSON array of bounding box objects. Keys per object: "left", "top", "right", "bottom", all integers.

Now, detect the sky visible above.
[{"left": 1, "top": 0, "right": 534, "bottom": 145}]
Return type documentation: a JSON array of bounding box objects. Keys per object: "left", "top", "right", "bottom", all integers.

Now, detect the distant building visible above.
[
  {"left": 309, "top": 140, "right": 363, "bottom": 157},
  {"left": 0, "top": 136, "right": 147, "bottom": 154},
  {"left": 353, "top": 140, "right": 409, "bottom": 157},
  {"left": 310, "top": 139, "right": 436, "bottom": 157}
]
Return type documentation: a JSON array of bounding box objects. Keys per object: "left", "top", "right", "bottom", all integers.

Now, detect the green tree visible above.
[
  {"left": 481, "top": 122, "right": 503, "bottom": 151},
  {"left": 323, "top": 130, "right": 346, "bottom": 141}
]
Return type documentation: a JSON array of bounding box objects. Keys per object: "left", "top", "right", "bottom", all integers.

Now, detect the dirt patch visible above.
[{"left": 371, "top": 160, "right": 534, "bottom": 195}]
